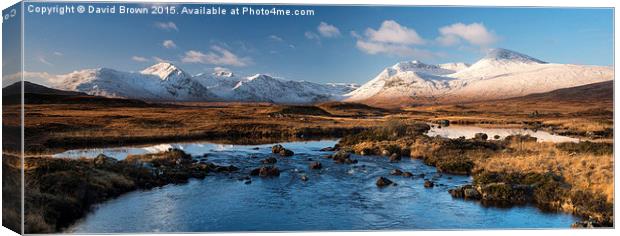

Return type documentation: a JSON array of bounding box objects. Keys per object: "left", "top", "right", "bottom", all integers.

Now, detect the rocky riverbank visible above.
[{"left": 23, "top": 149, "right": 239, "bottom": 233}]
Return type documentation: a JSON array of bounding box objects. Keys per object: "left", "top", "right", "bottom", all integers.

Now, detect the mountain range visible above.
[
  {"left": 23, "top": 48, "right": 613, "bottom": 107},
  {"left": 346, "top": 48, "right": 613, "bottom": 107},
  {"left": 41, "top": 63, "right": 358, "bottom": 104}
]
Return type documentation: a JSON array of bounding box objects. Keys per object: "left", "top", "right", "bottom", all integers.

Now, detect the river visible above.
[{"left": 61, "top": 137, "right": 578, "bottom": 233}]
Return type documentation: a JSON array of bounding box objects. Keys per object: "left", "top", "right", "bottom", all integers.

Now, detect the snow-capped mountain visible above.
[
  {"left": 346, "top": 48, "right": 613, "bottom": 107},
  {"left": 42, "top": 62, "right": 358, "bottom": 104},
  {"left": 49, "top": 63, "right": 215, "bottom": 101},
  {"left": 194, "top": 72, "right": 358, "bottom": 103},
  {"left": 438, "top": 62, "right": 470, "bottom": 72},
  {"left": 346, "top": 61, "right": 455, "bottom": 102}
]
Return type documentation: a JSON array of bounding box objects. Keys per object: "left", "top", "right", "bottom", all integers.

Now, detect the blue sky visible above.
[{"left": 22, "top": 3, "right": 613, "bottom": 84}]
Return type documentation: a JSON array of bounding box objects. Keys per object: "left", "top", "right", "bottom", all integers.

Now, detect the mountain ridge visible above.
[
  {"left": 346, "top": 48, "right": 613, "bottom": 107},
  {"left": 34, "top": 63, "right": 358, "bottom": 104}
]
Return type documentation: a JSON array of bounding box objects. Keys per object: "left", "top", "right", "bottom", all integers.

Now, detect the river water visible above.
[{"left": 63, "top": 139, "right": 578, "bottom": 233}]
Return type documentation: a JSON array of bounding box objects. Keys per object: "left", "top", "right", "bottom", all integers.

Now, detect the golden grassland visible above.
[
  {"left": 477, "top": 142, "right": 614, "bottom": 203},
  {"left": 1, "top": 95, "right": 612, "bottom": 154}
]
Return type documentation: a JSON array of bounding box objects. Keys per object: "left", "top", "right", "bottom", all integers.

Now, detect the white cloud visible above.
[
  {"left": 436, "top": 22, "right": 497, "bottom": 47},
  {"left": 162, "top": 40, "right": 177, "bottom": 49},
  {"left": 53, "top": 51, "right": 63, "bottom": 56},
  {"left": 354, "top": 20, "right": 431, "bottom": 58},
  {"left": 356, "top": 40, "right": 437, "bottom": 59},
  {"left": 131, "top": 56, "right": 149, "bottom": 62},
  {"left": 181, "top": 46, "right": 251, "bottom": 67},
  {"left": 37, "top": 56, "right": 53, "bottom": 66},
  {"left": 268, "top": 35, "right": 284, "bottom": 42},
  {"left": 317, "top": 22, "right": 341, "bottom": 38},
  {"left": 305, "top": 31, "right": 320, "bottom": 40},
  {"left": 364, "top": 20, "right": 425, "bottom": 45},
  {"left": 154, "top": 21, "right": 178, "bottom": 31}
]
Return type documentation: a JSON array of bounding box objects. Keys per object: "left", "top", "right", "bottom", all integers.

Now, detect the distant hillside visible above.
[
  {"left": 2, "top": 81, "right": 148, "bottom": 106},
  {"left": 3, "top": 81, "right": 85, "bottom": 96},
  {"left": 506, "top": 80, "right": 613, "bottom": 103}
]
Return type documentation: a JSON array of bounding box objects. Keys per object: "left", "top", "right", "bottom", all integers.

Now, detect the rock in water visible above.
[
  {"left": 424, "top": 180, "right": 435, "bottom": 188},
  {"left": 300, "top": 175, "right": 309, "bottom": 181},
  {"left": 402, "top": 172, "right": 413, "bottom": 177},
  {"left": 250, "top": 166, "right": 280, "bottom": 177},
  {"left": 389, "top": 153, "right": 401, "bottom": 163},
  {"left": 309, "top": 161, "right": 322, "bottom": 170},
  {"left": 390, "top": 169, "right": 403, "bottom": 176},
  {"left": 376, "top": 176, "right": 394, "bottom": 187},
  {"left": 474, "top": 133, "right": 488, "bottom": 141},
  {"left": 381, "top": 149, "right": 391, "bottom": 156},
  {"left": 279, "top": 149, "right": 294, "bottom": 157},
  {"left": 330, "top": 150, "right": 357, "bottom": 164},
  {"left": 272, "top": 144, "right": 285, "bottom": 153}
]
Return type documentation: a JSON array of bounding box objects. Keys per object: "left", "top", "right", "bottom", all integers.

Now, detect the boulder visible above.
[
  {"left": 450, "top": 185, "right": 481, "bottom": 200},
  {"left": 390, "top": 169, "right": 403, "bottom": 176},
  {"left": 389, "top": 153, "right": 401, "bottom": 163},
  {"left": 402, "top": 172, "right": 413, "bottom": 177},
  {"left": 331, "top": 150, "right": 350, "bottom": 159},
  {"left": 250, "top": 166, "right": 280, "bottom": 177},
  {"left": 376, "top": 177, "right": 393, "bottom": 187},
  {"left": 309, "top": 161, "right": 322, "bottom": 170},
  {"left": 279, "top": 149, "right": 295, "bottom": 157},
  {"left": 424, "top": 180, "right": 435, "bottom": 188},
  {"left": 272, "top": 144, "right": 285, "bottom": 153},
  {"left": 474, "top": 133, "right": 488, "bottom": 141},
  {"left": 381, "top": 149, "right": 391, "bottom": 156},
  {"left": 300, "top": 175, "right": 309, "bottom": 181},
  {"left": 331, "top": 151, "right": 357, "bottom": 164},
  {"left": 494, "top": 135, "right": 501, "bottom": 140}
]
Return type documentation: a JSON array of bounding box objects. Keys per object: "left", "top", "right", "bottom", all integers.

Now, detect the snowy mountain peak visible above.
[
  {"left": 482, "top": 48, "right": 546, "bottom": 64},
  {"left": 389, "top": 60, "right": 455, "bottom": 76},
  {"left": 141, "top": 62, "right": 190, "bottom": 80},
  {"left": 248, "top": 74, "right": 276, "bottom": 81},
  {"left": 392, "top": 60, "right": 428, "bottom": 70}
]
